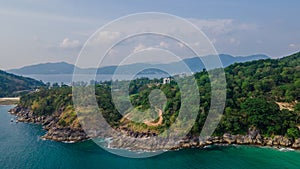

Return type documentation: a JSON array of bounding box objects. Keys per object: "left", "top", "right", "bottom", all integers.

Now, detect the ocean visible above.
[
  {"left": 22, "top": 74, "right": 169, "bottom": 85},
  {"left": 1, "top": 105, "right": 300, "bottom": 169}
]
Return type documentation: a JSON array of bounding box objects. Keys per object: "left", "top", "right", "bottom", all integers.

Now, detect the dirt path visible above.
[
  {"left": 143, "top": 108, "right": 163, "bottom": 127},
  {"left": 275, "top": 101, "right": 295, "bottom": 111}
]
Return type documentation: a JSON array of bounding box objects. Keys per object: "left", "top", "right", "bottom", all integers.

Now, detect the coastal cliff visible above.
[
  {"left": 9, "top": 106, "right": 88, "bottom": 142},
  {"left": 9, "top": 105, "right": 300, "bottom": 151}
]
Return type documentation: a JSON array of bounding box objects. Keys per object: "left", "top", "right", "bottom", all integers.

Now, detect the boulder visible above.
[
  {"left": 236, "top": 135, "right": 246, "bottom": 144},
  {"left": 223, "top": 133, "right": 236, "bottom": 144},
  {"left": 265, "top": 138, "right": 273, "bottom": 146},
  {"left": 254, "top": 134, "right": 263, "bottom": 145},
  {"left": 279, "top": 137, "right": 292, "bottom": 147},
  {"left": 292, "top": 138, "right": 300, "bottom": 149}
]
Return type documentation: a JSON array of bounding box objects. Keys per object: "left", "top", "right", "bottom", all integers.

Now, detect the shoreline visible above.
[
  {"left": 107, "top": 143, "right": 297, "bottom": 154},
  {"left": 0, "top": 97, "right": 20, "bottom": 105},
  {"left": 41, "top": 131, "right": 300, "bottom": 154},
  {"left": 9, "top": 105, "right": 300, "bottom": 152}
]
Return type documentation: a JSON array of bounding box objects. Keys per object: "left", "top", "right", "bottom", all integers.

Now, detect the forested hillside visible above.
[
  {"left": 0, "top": 70, "right": 44, "bottom": 97},
  {"left": 216, "top": 52, "right": 300, "bottom": 137}
]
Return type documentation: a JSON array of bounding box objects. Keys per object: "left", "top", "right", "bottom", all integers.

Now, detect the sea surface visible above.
[
  {"left": 23, "top": 74, "right": 169, "bottom": 85},
  {"left": 1, "top": 105, "right": 300, "bottom": 169}
]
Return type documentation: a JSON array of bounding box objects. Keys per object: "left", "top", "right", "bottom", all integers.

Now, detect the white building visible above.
[{"left": 163, "top": 77, "right": 171, "bottom": 84}]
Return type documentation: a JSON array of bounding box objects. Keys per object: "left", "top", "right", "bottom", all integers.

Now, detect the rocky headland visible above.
[
  {"left": 9, "top": 106, "right": 300, "bottom": 151},
  {"left": 9, "top": 106, "right": 88, "bottom": 142}
]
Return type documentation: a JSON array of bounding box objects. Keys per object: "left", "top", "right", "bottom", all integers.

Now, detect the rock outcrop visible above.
[
  {"left": 9, "top": 106, "right": 88, "bottom": 142},
  {"left": 9, "top": 106, "right": 300, "bottom": 151}
]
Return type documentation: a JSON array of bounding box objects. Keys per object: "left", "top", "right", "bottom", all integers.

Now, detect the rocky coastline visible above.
[
  {"left": 9, "top": 106, "right": 88, "bottom": 142},
  {"left": 106, "top": 127, "right": 300, "bottom": 151},
  {"left": 9, "top": 106, "right": 300, "bottom": 151}
]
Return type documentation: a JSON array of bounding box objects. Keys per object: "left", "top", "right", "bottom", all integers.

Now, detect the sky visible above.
[{"left": 0, "top": 0, "right": 300, "bottom": 69}]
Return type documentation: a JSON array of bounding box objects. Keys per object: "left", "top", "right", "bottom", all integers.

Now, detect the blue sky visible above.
[{"left": 1, "top": 0, "right": 300, "bottom": 69}]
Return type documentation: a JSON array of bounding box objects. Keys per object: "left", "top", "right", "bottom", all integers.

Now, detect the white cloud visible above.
[
  {"left": 98, "top": 31, "right": 121, "bottom": 40},
  {"left": 132, "top": 43, "right": 146, "bottom": 53},
  {"left": 0, "top": 7, "right": 96, "bottom": 24},
  {"left": 238, "top": 23, "right": 258, "bottom": 31},
  {"left": 91, "top": 31, "right": 121, "bottom": 45},
  {"left": 189, "top": 18, "right": 257, "bottom": 36},
  {"left": 59, "top": 38, "right": 81, "bottom": 48},
  {"left": 189, "top": 19, "right": 235, "bottom": 35},
  {"left": 229, "top": 38, "right": 240, "bottom": 46},
  {"left": 289, "top": 43, "right": 300, "bottom": 49},
  {"left": 187, "top": 18, "right": 257, "bottom": 48},
  {"left": 159, "top": 41, "right": 169, "bottom": 48},
  {"left": 177, "top": 42, "right": 185, "bottom": 48},
  {"left": 194, "top": 42, "right": 200, "bottom": 46},
  {"left": 107, "top": 48, "right": 118, "bottom": 56},
  {"left": 211, "top": 38, "right": 217, "bottom": 44}
]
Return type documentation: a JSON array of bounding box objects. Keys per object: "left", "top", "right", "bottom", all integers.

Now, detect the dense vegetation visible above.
[
  {"left": 218, "top": 52, "right": 300, "bottom": 138},
  {"left": 0, "top": 69, "right": 44, "bottom": 97},
  {"left": 17, "top": 52, "right": 300, "bottom": 139}
]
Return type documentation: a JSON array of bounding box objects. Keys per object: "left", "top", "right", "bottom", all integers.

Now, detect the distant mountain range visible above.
[
  {"left": 0, "top": 69, "right": 44, "bottom": 97},
  {"left": 8, "top": 54, "right": 269, "bottom": 75}
]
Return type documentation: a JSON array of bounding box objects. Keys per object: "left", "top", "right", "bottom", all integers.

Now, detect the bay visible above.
[
  {"left": 23, "top": 74, "right": 169, "bottom": 85},
  {"left": 1, "top": 105, "right": 300, "bottom": 169}
]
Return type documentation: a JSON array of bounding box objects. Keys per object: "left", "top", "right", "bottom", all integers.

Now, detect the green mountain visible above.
[
  {"left": 8, "top": 54, "right": 269, "bottom": 75},
  {"left": 8, "top": 62, "right": 79, "bottom": 75},
  {"left": 0, "top": 69, "right": 44, "bottom": 97}
]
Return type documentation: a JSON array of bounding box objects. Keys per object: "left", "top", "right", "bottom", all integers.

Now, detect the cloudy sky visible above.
[{"left": 1, "top": 0, "right": 300, "bottom": 69}]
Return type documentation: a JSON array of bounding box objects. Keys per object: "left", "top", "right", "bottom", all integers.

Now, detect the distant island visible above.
[
  {"left": 7, "top": 52, "right": 300, "bottom": 151},
  {"left": 8, "top": 54, "right": 269, "bottom": 75}
]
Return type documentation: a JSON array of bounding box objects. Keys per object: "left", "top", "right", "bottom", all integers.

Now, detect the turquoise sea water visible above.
[{"left": 1, "top": 105, "right": 300, "bottom": 169}]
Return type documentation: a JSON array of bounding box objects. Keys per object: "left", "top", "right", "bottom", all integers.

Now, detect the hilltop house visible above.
[{"left": 163, "top": 77, "right": 171, "bottom": 84}]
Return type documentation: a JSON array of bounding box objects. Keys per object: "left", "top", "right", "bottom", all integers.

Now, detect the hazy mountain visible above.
[
  {"left": 8, "top": 62, "right": 79, "bottom": 75},
  {"left": 0, "top": 69, "right": 44, "bottom": 97},
  {"left": 8, "top": 54, "right": 269, "bottom": 75}
]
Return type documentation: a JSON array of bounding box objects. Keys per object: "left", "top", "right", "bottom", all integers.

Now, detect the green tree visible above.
[
  {"left": 241, "top": 97, "right": 280, "bottom": 134},
  {"left": 287, "top": 128, "right": 300, "bottom": 139}
]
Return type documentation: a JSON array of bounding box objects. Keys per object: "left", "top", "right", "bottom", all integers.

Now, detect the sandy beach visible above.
[{"left": 0, "top": 97, "right": 20, "bottom": 105}]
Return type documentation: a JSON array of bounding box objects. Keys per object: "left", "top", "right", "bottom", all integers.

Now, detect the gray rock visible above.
[
  {"left": 292, "top": 138, "right": 300, "bottom": 149},
  {"left": 223, "top": 133, "right": 236, "bottom": 144}
]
